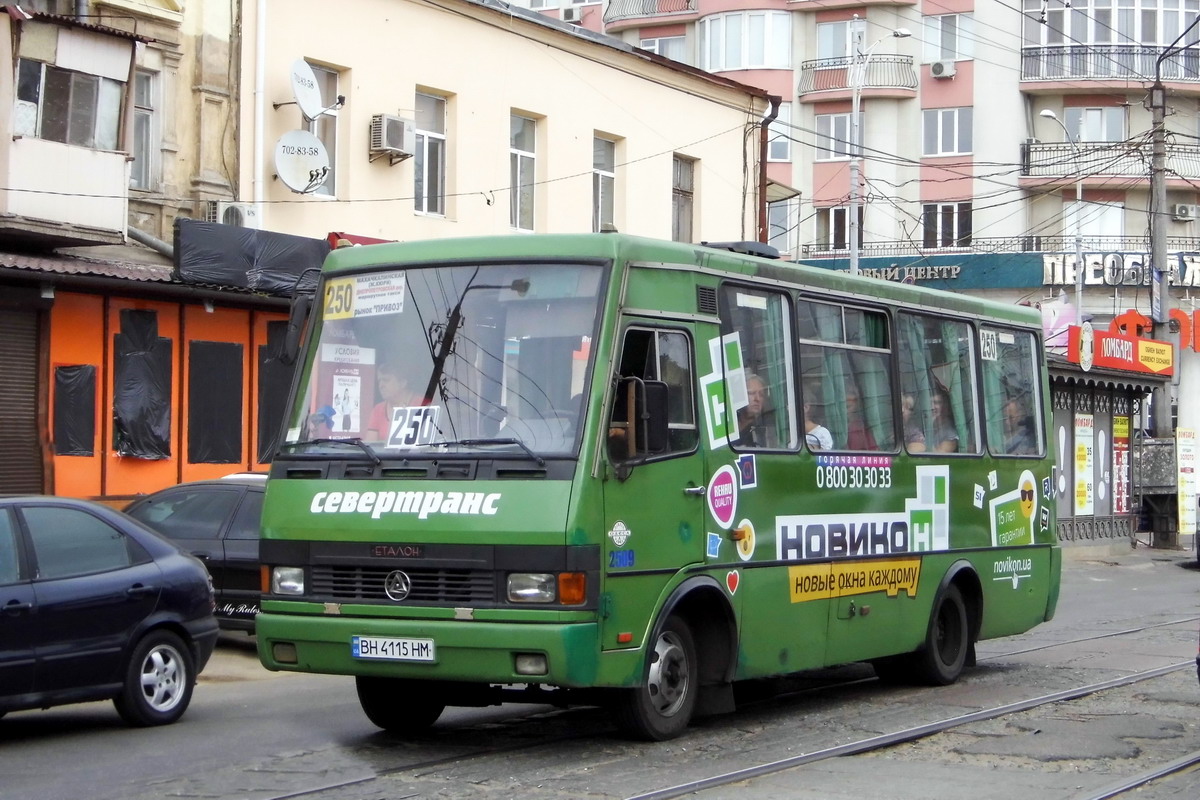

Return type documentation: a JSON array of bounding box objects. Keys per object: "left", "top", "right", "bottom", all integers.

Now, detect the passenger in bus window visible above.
[
  {"left": 738, "top": 374, "right": 776, "bottom": 447},
  {"left": 844, "top": 385, "right": 877, "bottom": 450},
  {"left": 804, "top": 400, "right": 832, "bottom": 451},
  {"left": 1003, "top": 396, "right": 1037, "bottom": 454},
  {"left": 902, "top": 393, "right": 927, "bottom": 453},
  {"left": 931, "top": 388, "right": 959, "bottom": 453}
]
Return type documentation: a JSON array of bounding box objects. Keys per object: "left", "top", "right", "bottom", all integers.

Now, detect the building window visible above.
[
  {"left": 699, "top": 11, "right": 791, "bottom": 71},
  {"left": 922, "top": 107, "right": 973, "bottom": 156},
  {"left": 672, "top": 155, "right": 695, "bottom": 243},
  {"left": 923, "top": 14, "right": 974, "bottom": 62},
  {"left": 1066, "top": 106, "right": 1125, "bottom": 142},
  {"left": 817, "top": 18, "right": 864, "bottom": 60},
  {"left": 131, "top": 69, "right": 158, "bottom": 190},
  {"left": 768, "top": 197, "right": 799, "bottom": 255},
  {"left": 511, "top": 114, "right": 537, "bottom": 231},
  {"left": 415, "top": 92, "right": 446, "bottom": 216},
  {"left": 922, "top": 202, "right": 973, "bottom": 247},
  {"left": 768, "top": 103, "right": 792, "bottom": 162},
  {"left": 816, "top": 205, "right": 862, "bottom": 250},
  {"left": 1023, "top": 0, "right": 1200, "bottom": 49},
  {"left": 14, "top": 57, "right": 121, "bottom": 150},
  {"left": 593, "top": 137, "right": 616, "bottom": 233},
  {"left": 641, "top": 36, "right": 687, "bottom": 63},
  {"left": 306, "top": 63, "right": 338, "bottom": 196},
  {"left": 815, "top": 112, "right": 860, "bottom": 161}
]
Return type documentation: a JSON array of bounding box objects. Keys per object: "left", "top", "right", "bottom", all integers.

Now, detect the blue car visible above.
[{"left": 0, "top": 497, "right": 218, "bottom": 726}]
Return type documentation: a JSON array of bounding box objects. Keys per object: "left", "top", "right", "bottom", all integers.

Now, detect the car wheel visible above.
[
  {"left": 356, "top": 676, "right": 445, "bottom": 733},
  {"left": 612, "top": 615, "right": 697, "bottom": 741},
  {"left": 114, "top": 630, "right": 195, "bottom": 727}
]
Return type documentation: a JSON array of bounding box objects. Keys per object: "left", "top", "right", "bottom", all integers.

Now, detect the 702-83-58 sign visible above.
[{"left": 388, "top": 406, "right": 440, "bottom": 448}]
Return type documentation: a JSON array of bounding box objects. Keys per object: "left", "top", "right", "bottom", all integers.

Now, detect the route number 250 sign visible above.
[{"left": 387, "top": 406, "right": 440, "bottom": 448}]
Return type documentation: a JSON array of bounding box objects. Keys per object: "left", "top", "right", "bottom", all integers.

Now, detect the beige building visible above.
[{"left": 237, "top": 0, "right": 774, "bottom": 244}]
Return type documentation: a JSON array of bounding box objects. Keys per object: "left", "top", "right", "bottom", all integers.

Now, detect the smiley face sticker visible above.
[{"left": 734, "top": 518, "right": 755, "bottom": 561}]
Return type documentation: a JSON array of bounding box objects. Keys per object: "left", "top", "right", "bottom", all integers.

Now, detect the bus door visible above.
[{"left": 599, "top": 323, "right": 709, "bottom": 651}]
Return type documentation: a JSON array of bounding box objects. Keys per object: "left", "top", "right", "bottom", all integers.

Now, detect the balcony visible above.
[
  {"left": 1022, "top": 44, "right": 1200, "bottom": 86},
  {"left": 604, "top": 0, "right": 695, "bottom": 25},
  {"left": 0, "top": 137, "right": 130, "bottom": 249},
  {"left": 1020, "top": 140, "right": 1200, "bottom": 184},
  {"left": 801, "top": 234, "right": 1200, "bottom": 259},
  {"left": 798, "top": 55, "right": 918, "bottom": 100}
]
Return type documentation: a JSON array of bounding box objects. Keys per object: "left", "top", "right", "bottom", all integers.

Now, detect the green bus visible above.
[{"left": 256, "top": 233, "right": 1061, "bottom": 741}]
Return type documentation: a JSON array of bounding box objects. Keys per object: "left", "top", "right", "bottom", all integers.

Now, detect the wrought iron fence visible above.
[
  {"left": 797, "top": 54, "right": 918, "bottom": 95},
  {"left": 603, "top": 0, "right": 694, "bottom": 23},
  {"left": 1022, "top": 44, "right": 1200, "bottom": 81},
  {"left": 802, "top": 234, "right": 1200, "bottom": 258},
  {"left": 1020, "top": 140, "right": 1200, "bottom": 181}
]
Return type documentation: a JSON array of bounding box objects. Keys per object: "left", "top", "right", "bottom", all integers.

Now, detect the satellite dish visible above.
[
  {"left": 289, "top": 59, "right": 325, "bottom": 121},
  {"left": 274, "top": 129, "right": 330, "bottom": 193}
]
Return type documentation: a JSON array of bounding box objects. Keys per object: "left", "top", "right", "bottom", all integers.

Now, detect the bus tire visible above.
[
  {"left": 915, "top": 583, "right": 969, "bottom": 686},
  {"left": 356, "top": 676, "right": 445, "bottom": 733},
  {"left": 612, "top": 616, "right": 697, "bottom": 741}
]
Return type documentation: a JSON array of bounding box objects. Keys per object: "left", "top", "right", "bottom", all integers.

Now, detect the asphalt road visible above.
[{"left": 1, "top": 540, "right": 1197, "bottom": 800}]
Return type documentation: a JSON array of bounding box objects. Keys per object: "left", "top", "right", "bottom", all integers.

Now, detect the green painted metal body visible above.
[{"left": 256, "top": 233, "right": 1061, "bottom": 696}]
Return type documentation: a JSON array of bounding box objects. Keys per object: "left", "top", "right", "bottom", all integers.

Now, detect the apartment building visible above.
[
  {"left": 521, "top": 0, "right": 1197, "bottom": 544},
  {"left": 0, "top": 0, "right": 772, "bottom": 499}
]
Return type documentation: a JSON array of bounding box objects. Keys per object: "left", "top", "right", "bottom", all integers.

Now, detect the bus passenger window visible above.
[
  {"left": 982, "top": 327, "right": 1042, "bottom": 456},
  {"left": 718, "top": 285, "right": 797, "bottom": 450},
  {"left": 897, "top": 313, "right": 980, "bottom": 455}
]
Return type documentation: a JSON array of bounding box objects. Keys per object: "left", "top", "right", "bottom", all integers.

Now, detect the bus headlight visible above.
[
  {"left": 507, "top": 573, "right": 556, "bottom": 603},
  {"left": 272, "top": 566, "right": 305, "bottom": 595}
]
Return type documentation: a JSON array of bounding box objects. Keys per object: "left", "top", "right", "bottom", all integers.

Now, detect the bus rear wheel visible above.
[
  {"left": 612, "top": 616, "right": 697, "bottom": 741},
  {"left": 915, "top": 583, "right": 969, "bottom": 685},
  {"left": 356, "top": 676, "right": 445, "bottom": 734}
]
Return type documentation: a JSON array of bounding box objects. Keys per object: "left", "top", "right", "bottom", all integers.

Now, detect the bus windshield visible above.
[{"left": 282, "top": 261, "right": 604, "bottom": 458}]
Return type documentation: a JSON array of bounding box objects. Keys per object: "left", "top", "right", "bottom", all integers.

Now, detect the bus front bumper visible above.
[{"left": 256, "top": 612, "right": 602, "bottom": 687}]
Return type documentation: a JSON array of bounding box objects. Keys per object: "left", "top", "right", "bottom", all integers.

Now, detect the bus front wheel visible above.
[
  {"left": 915, "top": 583, "right": 969, "bottom": 686},
  {"left": 612, "top": 616, "right": 697, "bottom": 741},
  {"left": 356, "top": 676, "right": 445, "bottom": 734}
]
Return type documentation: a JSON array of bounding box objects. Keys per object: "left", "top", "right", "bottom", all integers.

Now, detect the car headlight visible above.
[
  {"left": 271, "top": 566, "right": 305, "bottom": 595},
  {"left": 507, "top": 573, "right": 556, "bottom": 603}
]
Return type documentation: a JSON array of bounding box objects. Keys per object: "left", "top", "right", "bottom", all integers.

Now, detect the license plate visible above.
[{"left": 351, "top": 635, "right": 436, "bottom": 662}]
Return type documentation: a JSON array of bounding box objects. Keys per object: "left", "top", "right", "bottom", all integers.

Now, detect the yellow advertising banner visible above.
[{"left": 788, "top": 558, "right": 921, "bottom": 604}]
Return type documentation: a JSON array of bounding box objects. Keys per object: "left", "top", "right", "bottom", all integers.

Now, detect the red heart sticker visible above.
[{"left": 726, "top": 570, "right": 739, "bottom": 595}]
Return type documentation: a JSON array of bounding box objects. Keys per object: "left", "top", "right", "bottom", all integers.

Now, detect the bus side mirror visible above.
[
  {"left": 610, "top": 378, "right": 670, "bottom": 477},
  {"left": 280, "top": 293, "right": 312, "bottom": 366},
  {"left": 640, "top": 381, "right": 670, "bottom": 454}
]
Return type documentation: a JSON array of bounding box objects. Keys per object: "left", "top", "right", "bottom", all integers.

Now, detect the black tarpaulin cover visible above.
[
  {"left": 188, "top": 340, "right": 243, "bottom": 464},
  {"left": 113, "top": 309, "right": 172, "bottom": 459},
  {"left": 174, "top": 218, "right": 327, "bottom": 296},
  {"left": 53, "top": 364, "right": 96, "bottom": 456}
]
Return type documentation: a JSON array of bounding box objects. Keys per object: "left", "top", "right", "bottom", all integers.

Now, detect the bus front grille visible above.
[{"left": 310, "top": 566, "right": 496, "bottom": 604}]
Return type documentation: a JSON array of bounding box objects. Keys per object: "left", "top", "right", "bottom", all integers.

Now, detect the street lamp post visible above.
[
  {"left": 848, "top": 20, "right": 911, "bottom": 276},
  {"left": 1039, "top": 109, "right": 1085, "bottom": 324}
]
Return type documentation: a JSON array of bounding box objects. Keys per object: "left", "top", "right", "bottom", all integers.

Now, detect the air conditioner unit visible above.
[
  {"left": 1173, "top": 203, "right": 1195, "bottom": 221},
  {"left": 562, "top": 5, "right": 582, "bottom": 22},
  {"left": 369, "top": 114, "right": 416, "bottom": 165},
  {"left": 1024, "top": 137, "right": 1041, "bottom": 146},
  {"left": 931, "top": 60, "right": 957, "bottom": 79},
  {"left": 205, "top": 200, "right": 262, "bottom": 229}
]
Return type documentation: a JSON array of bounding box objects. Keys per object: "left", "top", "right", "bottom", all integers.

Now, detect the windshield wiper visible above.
[
  {"left": 288, "top": 437, "right": 382, "bottom": 466},
  {"left": 419, "top": 437, "right": 545, "bottom": 466}
]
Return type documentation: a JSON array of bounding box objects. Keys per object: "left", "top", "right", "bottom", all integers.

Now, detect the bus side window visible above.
[
  {"left": 897, "top": 313, "right": 980, "bottom": 455},
  {"left": 608, "top": 327, "right": 697, "bottom": 461},
  {"left": 718, "top": 285, "right": 797, "bottom": 450},
  {"left": 982, "top": 327, "right": 1042, "bottom": 456},
  {"left": 797, "top": 300, "right": 894, "bottom": 452}
]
